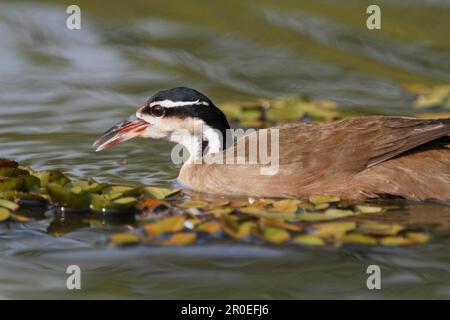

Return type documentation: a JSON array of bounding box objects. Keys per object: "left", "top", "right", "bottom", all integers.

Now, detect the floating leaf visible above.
[
  {"left": 239, "top": 205, "right": 267, "bottom": 215},
  {"left": 0, "top": 167, "right": 29, "bottom": 177},
  {"left": 137, "top": 198, "right": 169, "bottom": 213},
  {"left": 309, "top": 195, "right": 341, "bottom": 205},
  {"left": 0, "top": 208, "right": 11, "bottom": 222},
  {"left": 143, "top": 186, "right": 180, "bottom": 199},
  {"left": 260, "top": 218, "right": 302, "bottom": 231},
  {"left": 159, "top": 232, "right": 197, "bottom": 246},
  {"left": 357, "top": 222, "right": 405, "bottom": 236},
  {"left": 34, "top": 170, "right": 70, "bottom": 187},
  {"left": 379, "top": 236, "right": 413, "bottom": 246},
  {"left": 0, "top": 176, "right": 40, "bottom": 192},
  {"left": 207, "top": 207, "right": 233, "bottom": 217},
  {"left": 341, "top": 234, "right": 377, "bottom": 245},
  {"left": 262, "top": 227, "right": 290, "bottom": 244},
  {"left": 0, "top": 199, "right": 19, "bottom": 211},
  {"left": 271, "top": 199, "right": 300, "bottom": 214},
  {"left": 406, "top": 232, "right": 429, "bottom": 244},
  {"left": 197, "top": 221, "right": 222, "bottom": 234},
  {"left": 310, "top": 221, "right": 356, "bottom": 238},
  {"left": 68, "top": 180, "right": 108, "bottom": 194},
  {"left": 355, "top": 205, "right": 383, "bottom": 214},
  {"left": 293, "top": 235, "right": 326, "bottom": 246},
  {"left": 110, "top": 233, "right": 140, "bottom": 245},
  {"left": 144, "top": 216, "right": 185, "bottom": 236},
  {"left": 178, "top": 200, "right": 208, "bottom": 209},
  {"left": 11, "top": 214, "right": 29, "bottom": 222},
  {"left": 300, "top": 209, "right": 354, "bottom": 221},
  {"left": 90, "top": 194, "right": 137, "bottom": 212},
  {"left": 220, "top": 215, "right": 255, "bottom": 238},
  {"left": 46, "top": 183, "right": 90, "bottom": 210},
  {"left": 2, "top": 191, "right": 46, "bottom": 203}
]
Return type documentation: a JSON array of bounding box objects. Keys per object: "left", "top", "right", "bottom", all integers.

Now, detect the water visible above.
[{"left": 0, "top": 0, "right": 450, "bottom": 299}]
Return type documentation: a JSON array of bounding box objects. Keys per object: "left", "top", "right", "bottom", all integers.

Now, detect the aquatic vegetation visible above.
[{"left": 0, "top": 158, "right": 429, "bottom": 248}]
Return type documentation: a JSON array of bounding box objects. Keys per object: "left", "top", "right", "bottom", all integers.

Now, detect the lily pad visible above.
[
  {"left": 300, "top": 209, "right": 355, "bottom": 221},
  {"left": 355, "top": 205, "right": 383, "bottom": 214},
  {"left": 357, "top": 222, "right": 405, "bottom": 236},
  {"left": 46, "top": 183, "right": 90, "bottom": 210},
  {"left": 309, "top": 195, "right": 341, "bottom": 205},
  {"left": 34, "top": 170, "right": 70, "bottom": 187},
  {"left": 144, "top": 216, "right": 185, "bottom": 236},
  {"left": 271, "top": 199, "right": 300, "bottom": 214},
  {"left": 110, "top": 233, "right": 140, "bottom": 245},
  {"left": 262, "top": 227, "right": 290, "bottom": 244},
  {"left": 159, "top": 232, "right": 197, "bottom": 246},
  {"left": 0, "top": 199, "right": 19, "bottom": 211},
  {"left": 178, "top": 200, "right": 208, "bottom": 209},
  {"left": 143, "top": 186, "right": 180, "bottom": 199},
  {"left": 293, "top": 235, "right": 326, "bottom": 246},
  {"left": 197, "top": 221, "right": 222, "bottom": 234},
  {"left": 0, "top": 208, "right": 11, "bottom": 222}
]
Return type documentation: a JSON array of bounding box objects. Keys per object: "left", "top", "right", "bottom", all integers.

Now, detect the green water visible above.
[{"left": 0, "top": 0, "right": 450, "bottom": 299}]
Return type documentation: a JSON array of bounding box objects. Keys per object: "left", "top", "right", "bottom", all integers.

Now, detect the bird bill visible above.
[{"left": 93, "top": 117, "right": 149, "bottom": 152}]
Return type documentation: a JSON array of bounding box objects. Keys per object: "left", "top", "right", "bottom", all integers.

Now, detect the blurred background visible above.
[{"left": 1, "top": 0, "right": 450, "bottom": 299}]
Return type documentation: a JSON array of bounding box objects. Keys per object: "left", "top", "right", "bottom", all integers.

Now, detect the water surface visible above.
[{"left": 0, "top": 0, "right": 450, "bottom": 299}]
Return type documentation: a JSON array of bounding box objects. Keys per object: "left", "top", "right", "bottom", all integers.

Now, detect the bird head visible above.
[{"left": 93, "top": 87, "right": 231, "bottom": 160}]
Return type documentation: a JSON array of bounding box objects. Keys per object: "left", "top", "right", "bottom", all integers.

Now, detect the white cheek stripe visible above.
[{"left": 150, "top": 99, "right": 209, "bottom": 108}]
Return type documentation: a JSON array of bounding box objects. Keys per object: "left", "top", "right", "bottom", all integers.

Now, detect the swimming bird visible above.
[{"left": 94, "top": 87, "right": 450, "bottom": 201}]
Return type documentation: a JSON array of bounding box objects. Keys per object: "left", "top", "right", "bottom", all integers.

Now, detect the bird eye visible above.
[{"left": 152, "top": 105, "right": 165, "bottom": 117}]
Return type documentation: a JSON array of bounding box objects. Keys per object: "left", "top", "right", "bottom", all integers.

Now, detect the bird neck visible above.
[{"left": 171, "top": 127, "right": 229, "bottom": 163}]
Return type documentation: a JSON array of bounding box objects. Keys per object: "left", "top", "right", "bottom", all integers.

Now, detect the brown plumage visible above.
[{"left": 179, "top": 116, "right": 450, "bottom": 201}]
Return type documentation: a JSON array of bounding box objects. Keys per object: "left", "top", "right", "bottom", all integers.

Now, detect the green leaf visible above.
[
  {"left": 271, "top": 199, "right": 300, "bottom": 214},
  {"left": 34, "top": 170, "right": 70, "bottom": 187},
  {"left": 46, "top": 183, "right": 90, "bottom": 210},
  {"left": 310, "top": 221, "right": 356, "bottom": 238},
  {"left": 0, "top": 199, "right": 19, "bottom": 211},
  {"left": 0, "top": 167, "right": 30, "bottom": 177},
  {"left": 300, "top": 209, "right": 355, "bottom": 221},
  {"left": 0, "top": 208, "right": 11, "bottom": 222},
  {"left": 357, "top": 222, "right": 405, "bottom": 236},
  {"left": 143, "top": 186, "right": 180, "bottom": 199},
  {"left": 355, "top": 205, "right": 383, "bottom": 214},
  {"left": 293, "top": 235, "right": 326, "bottom": 246},
  {"left": 0, "top": 176, "right": 40, "bottom": 192},
  {"left": 341, "top": 234, "right": 378, "bottom": 246},
  {"left": 178, "top": 200, "right": 208, "bottom": 208},
  {"left": 110, "top": 233, "right": 140, "bottom": 245},
  {"left": 144, "top": 216, "right": 185, "bottom": 236},
  {"left": 262, "top": 227, "right": 290, "bottom": 244},
  {"left": 309, "top": 195, "right": 341, "bottom": 205}
]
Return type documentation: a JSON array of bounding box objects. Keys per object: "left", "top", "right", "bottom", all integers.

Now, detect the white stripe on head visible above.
[{"left": 150, "top": 99, "right": 209, "bottom": 108}]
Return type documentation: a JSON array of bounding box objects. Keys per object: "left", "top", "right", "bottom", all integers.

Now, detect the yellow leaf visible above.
[
  {"left": 144, "top": 216, "right": 185, "bottom": 236},
  {"left": 143, "top": 187, "right": 180, "bottom": 199},
  {"left": 178, "top": 200, "right": 208, "bottom": 208},
  {"left": 110, "top": 233, "right": 140, "bottom": 245},
  {"left": 355, "top": 205, "right": 383, "bottom": 214},
  {"left": 341, "top": 234, "right": 377, "bottom": 245},
  {"left": 160, "top": 232, "right": 197, "bottom": 246},
  {"left": 406, "top": 232, "right": 429, "bottom": 244},
  {"left": 220, "top": 215, "right": 255, "bottom": 238},
  {"left": 293, "top": 235, "right": 326, "bottom": 246},
  {"left": 310, "top": 221, "right": 356, "bottom": 238},
  {"left": 239, "top": 205, "right": 267, "bottom": 215},
  {"left": 271, "top": 199, "right": 300, "bottom": 214},
  {"left": 309, "top": 195, "right": 340, "bottom": 205},
  {"left": 197, "top": 221, "right": 222, "bottom": 234},
  {"left": 379, "top": 237, "right": 414, "bottom": 246},
  {"left": 260, "top": 218, "right": 302, "bottom": 231},
  {"left": 262, "top": 227, "right": 290, "bottom": 244},
  {"left": 0, "top": 199, "right": 19, "bottom": 211},
  {"left": 0, "top": 208, "right": 11, "bottom": 222},
  {"left": 358, "top": 222, "right": 405, "bottom": 236}
]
